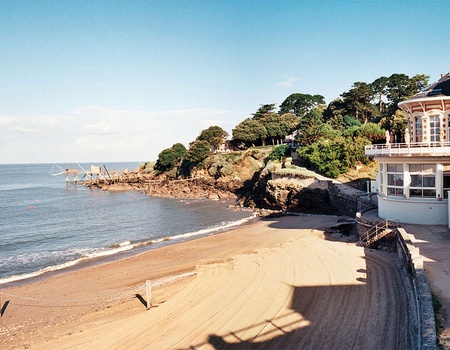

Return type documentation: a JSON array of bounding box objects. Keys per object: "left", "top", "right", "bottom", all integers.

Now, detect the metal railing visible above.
[
  {"left": 365, "top": 142, "right": 450, "bottom": 157},
  {"left": 359, "top": 219, "right": 397, "bottom": 246}
]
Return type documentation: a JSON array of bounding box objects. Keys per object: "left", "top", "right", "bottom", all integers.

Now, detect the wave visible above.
[
  {"left": 132, "top": 213, "right": 257, "bottom": 249},
  {"left": 0, "top": 243, "right": 136, "bottom": 286},
  {"left": 0, "top": 213, "right": 256, "bottom": 286}
]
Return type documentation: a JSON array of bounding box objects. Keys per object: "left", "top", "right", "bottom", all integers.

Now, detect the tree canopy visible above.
[
  {"left": 232, "top": 105, "right": 298, "bottom": 147},
  {"left": 154, "top": 143, "right": 187, "bottom": 172},
  {"left": 185, "top": 140, "right": 211, "bottom": 163},
  {"left": 152, "top": 71, "right": 432, "bottom": 179},
  {"left": 196, "top": 125, "right": 229, "bottom": 151},
  {"left": 279, "top": 93, "right": 325, "bottom": 117}
]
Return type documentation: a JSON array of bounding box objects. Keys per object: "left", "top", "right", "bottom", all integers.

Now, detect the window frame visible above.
[
  {"left": 409, "top": 164, "right": 436, "bottom": 198},
  {"left": 429, "top": 114, "right": 441, "bottom": 143},
  {"left": 386, "top": 164, "right": 403, "bottom": 197},
  {"left": 414, "top": 116, "right": 422, "bottom": 143}
]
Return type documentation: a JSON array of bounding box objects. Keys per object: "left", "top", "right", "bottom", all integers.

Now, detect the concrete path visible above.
[{"left": 401, "top": 223, "right": 450, "bottom": 348}]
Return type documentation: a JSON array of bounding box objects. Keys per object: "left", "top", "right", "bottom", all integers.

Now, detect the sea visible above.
[{"left": 0, "top": 162, "right": 255, "bottom": 286}]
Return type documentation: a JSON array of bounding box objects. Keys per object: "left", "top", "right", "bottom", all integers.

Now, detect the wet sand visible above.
[{"left": 0, "top": 215, "right": 412, "bottom": 349}]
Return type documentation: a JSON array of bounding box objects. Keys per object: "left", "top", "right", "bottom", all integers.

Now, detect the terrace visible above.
[{"left": 365, "top": 142, "right": 450, "bottom": 157}]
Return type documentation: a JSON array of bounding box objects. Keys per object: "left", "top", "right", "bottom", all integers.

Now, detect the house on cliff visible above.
[{"left": 366, "top": 73, "right": 450, "bottom": 226}]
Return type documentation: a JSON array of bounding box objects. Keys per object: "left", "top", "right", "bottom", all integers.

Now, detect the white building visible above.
[{"left": 365, "top": 73, "right": 450, "bottom": 226}]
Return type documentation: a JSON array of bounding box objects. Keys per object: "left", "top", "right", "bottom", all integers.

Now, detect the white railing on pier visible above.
[{"left": 365, "top": 142, "right": 450, "bottom": 157}]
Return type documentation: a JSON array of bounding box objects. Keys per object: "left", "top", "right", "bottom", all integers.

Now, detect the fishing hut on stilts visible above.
[
  {"left": 64, "top": 168, "right": 79, "bottom": 188},
  {"left": 51, "top": 164, "right": 137, "bottom": 188},
  {"left": 51, "top": 164, "right": 105, "bottom": 188}
]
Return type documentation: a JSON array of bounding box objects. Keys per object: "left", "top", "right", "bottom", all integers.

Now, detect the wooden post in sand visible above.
[{"left": 146, "top": 280, "right": 152, "bottom": 310}]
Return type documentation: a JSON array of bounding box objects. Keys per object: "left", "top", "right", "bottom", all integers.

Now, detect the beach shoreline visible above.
[
  {"left": 0, "top": 199, "right": 256, "bottom": 289},
  {"left": 0, "top": 215, "right": 413, "bottom": 349}
]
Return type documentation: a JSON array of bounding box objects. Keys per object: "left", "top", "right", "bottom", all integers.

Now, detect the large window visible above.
[
  {"left": 386, "top": 164, "right": 403, "bottom": 196},
  {"left": 410, "top": 164, "right": 436, "bottom": 198},
  {"left": 430, "top": 115, "right": 440, "bottom": 143},
  {"left": 414, "top": 117, "right": 422, "bottom": 142}
]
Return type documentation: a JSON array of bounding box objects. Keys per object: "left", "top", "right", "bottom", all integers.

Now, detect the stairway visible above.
[{"left": 363, "top": 228, "right": 393, "bottom": 246}]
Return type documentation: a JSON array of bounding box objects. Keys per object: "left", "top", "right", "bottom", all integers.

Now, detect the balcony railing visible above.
[{"left": 365, "top": 142, "right": 450, "bottom": 157}]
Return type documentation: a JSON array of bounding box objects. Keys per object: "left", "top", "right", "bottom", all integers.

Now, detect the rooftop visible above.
[{"left": 409, "top": 72, "right": 450, "bottom": 100}]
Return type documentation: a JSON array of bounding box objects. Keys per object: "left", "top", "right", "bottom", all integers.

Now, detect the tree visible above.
[
  {"left": 232, "top": 118, "right": 267, "bottom": 147},
  {"left": 269, "top": 144, "right": 291, "bottom": 161},
  {"left": 295, "top": 108, "right": 329, "bottom": 146},
  {"left": 298, "top": 138, "right": 346, "bottom": 178},
  {"left": 154, "top": 143, "right": 187, "bottom": 172},
  {"left": 172, "top": 143, "right": 187, "bottom": 158},
  {"left": 185, "top": 140, "right": 211, "bottom": 163},
  {"left": 371, "top": 76, "right": 389, "bottom": 113},
  {"left": 279, "top": 112, "right": 299, "bottom": 135},
  {"left": 279, "top": 93, "right": 326, "bottom": 117},
  {"left": 340, "top": 82, "right": 377, "bottom": 124},
  {"left": 383, "top": 73, "right": 429, "bottom": 116},
  {"left": 343, "top": 122, "right": 385, "bottom": 143},
  {"left": 155, "top": 148, "right": 177, "bottom": 172},
  {"left": 262, "top": 113, "right": 284, "bottom": 145},
  {"left": 196, "top": 126, "right": 229, "bottom": 151},
  {"left": 380, "top": 109, "right": 408, "bottom": 142},
  {"left": 252, "top": 104, "right": 277, "bottom": 119}
]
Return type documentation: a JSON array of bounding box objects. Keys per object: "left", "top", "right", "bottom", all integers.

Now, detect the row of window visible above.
[
  {"left": 413, "top": 114, "right": 443, "bottom": 143},
  {"left": 381, "top": 163, "right": 450, "bottom": 198}
]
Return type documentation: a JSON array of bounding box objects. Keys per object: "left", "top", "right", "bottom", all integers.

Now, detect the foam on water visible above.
[
  {"left": 0, "top": 163, "right": 254, "bottom": 286},
  {"left": 0, "top": 214, "right": 255, "bottom": 286}
]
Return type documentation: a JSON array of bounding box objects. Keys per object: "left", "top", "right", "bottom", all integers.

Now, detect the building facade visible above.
[{"left": 365, "top": 73, "right": 450, "bottom": 226}]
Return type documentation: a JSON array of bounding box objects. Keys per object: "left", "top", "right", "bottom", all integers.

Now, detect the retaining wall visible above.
[
  {"left": 396, "top": 228, "right": 437, "bottom": 350},
  {"left": 327, "top": 181, "right": 375, "bottom": 217}
]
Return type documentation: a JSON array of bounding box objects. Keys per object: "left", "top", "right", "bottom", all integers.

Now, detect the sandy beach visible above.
[{"left": 0, "top": 215, "right": 412, "bottom": 349}]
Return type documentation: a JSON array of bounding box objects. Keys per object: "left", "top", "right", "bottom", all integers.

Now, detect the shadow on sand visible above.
[{"left": 183, "top": 216, "right": 415, "bottom": 349}]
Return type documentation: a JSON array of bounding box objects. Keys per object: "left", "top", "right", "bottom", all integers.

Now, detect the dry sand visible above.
[{"left": 0, "top": 215, "right": 412, "bottom": 349}]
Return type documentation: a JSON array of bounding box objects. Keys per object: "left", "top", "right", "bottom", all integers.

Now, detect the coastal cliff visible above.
[{"left": 90, "top": 148, "right": 341, "bottom": 215}]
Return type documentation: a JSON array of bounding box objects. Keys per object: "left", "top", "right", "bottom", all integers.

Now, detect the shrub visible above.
[{"left": 269, "top": 144, "right": 291, "bottom": 161}]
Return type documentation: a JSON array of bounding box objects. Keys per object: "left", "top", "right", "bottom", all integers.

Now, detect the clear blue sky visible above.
[{"left": 1, "top": 0, "right": 449, "bottom": 164}]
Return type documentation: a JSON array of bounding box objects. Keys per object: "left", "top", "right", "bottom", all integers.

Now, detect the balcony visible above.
[{"left": 365, "top": 142, "right": 450, "bottom": 157}]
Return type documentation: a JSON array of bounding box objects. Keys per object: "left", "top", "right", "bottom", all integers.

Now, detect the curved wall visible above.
[{"left": 378, "top": 195, "right": 448, "bottom": 225}]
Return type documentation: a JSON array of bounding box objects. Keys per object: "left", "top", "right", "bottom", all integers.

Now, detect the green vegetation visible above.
[
  {"left": 196, "top": 125, "right": 229, "bottom": 151},
  {"left": 148, "top": 72, "right": 430, "bottom": 179},
  {"left": 269, "top": 144, "right": 291, "bottom": 162},
  {"left": 154, "top": 143, "right": 186, "bottom": 172},
  {"left": 232, "top": 104, "right": 298, "bottom": 148}
]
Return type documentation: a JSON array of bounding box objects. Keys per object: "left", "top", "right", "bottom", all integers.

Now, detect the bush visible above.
[
  {"left": 269, "top": 144, "right": 291, "bottom": 161},
  {"left": 206, "top": 155, "right": 236, "bottom": 178}
]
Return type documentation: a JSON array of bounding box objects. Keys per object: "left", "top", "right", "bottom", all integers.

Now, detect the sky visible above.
[{"left": 1, "top": 0, "right": 450, "bottom": 164}]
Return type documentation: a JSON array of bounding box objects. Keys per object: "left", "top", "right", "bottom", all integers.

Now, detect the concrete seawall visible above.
[
  {"left": 355, "top": 210, "right": 437, "bottom": 349},
  {"left": 396, "top": 228, "right": 437, "bottom": 350}
]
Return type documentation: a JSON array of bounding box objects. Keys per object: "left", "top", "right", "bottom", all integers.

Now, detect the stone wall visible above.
[
  {"left": 396, "top": 228, "right": 437, "bottom": 350},
  {"left": 327, "top": 181, "right": 375, "bottom": 217}
]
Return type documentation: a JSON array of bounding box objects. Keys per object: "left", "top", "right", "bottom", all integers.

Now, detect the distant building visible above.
[{"left": 365, "top": 73, "right": 450, "bottom": 226}]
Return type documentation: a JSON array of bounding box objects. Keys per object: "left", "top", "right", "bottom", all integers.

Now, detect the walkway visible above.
[{"left": 401, "top": 223, "right": 450, "bottom": 348}]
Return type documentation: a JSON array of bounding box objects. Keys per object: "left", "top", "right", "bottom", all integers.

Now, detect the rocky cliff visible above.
[{"left": 93, "top": 148, "right": 340, "bottom": 215}]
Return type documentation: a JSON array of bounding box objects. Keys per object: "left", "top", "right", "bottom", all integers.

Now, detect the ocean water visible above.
[{"left": 0, "top": 163, "right": 254, "bottom": 286}]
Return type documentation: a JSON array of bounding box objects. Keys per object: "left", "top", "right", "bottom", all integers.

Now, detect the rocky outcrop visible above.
[
  {"left": 239, "top": 176, "right": 339, "bottom": 215},
  {"left": 140, "top": 177, "right": 240, "bottom": 200},
  {"left": 91, "top": 166, "right": 341, "bottom": 215},
  {"left": 91, "top": 148, "right": 342, "bottom": 215}
]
